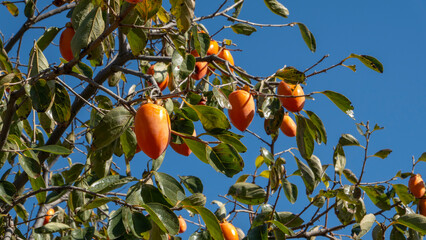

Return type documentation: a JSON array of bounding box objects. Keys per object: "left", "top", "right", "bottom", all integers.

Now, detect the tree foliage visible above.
[{"left": 0, "top": 0, "right": 424, "bottom": 240}]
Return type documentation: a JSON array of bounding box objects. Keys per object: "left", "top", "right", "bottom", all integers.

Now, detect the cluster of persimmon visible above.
[
  {"left": 408, "top": 174, "right": 426, "bottom": 216},
  {"left": 228, "top": 81, "right": 304, "bottom": 137}
]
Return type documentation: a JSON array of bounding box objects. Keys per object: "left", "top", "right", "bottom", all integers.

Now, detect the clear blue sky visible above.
[{"left": 1, "top": 0, "right": 426, "bottom": 238}]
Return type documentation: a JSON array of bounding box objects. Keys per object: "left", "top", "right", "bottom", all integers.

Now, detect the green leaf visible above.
[
  {"left": 170, "top": 0, "right": 195, "bottom": 33},
  {"left": 230, "top": 23, "right": 257, "bottom": 36},
  {"left": 227, "top": 182, "right": 266, "bottom": 205},
  {"left": 209, "top": 143, "right": 244, "bottom": 178},
  {"left": 29, "top": 176, "right": 46, "bottom": 204},
  {"left": 32, "top": 145, "right": 72, "bottom": 155},
  {"left": 297, "top": 23, "right": 316, "bottom": 52},
  {"left": 182, "top": 138, "right": 209, "bottom": 164},
  {"left": 70, "top": 227, "right": 95, "bottom": 240},
  {"left": 275, "top": 212, "right": 304, "bottom": 228},
  {"left": 360, "top": 186, "right": 391, "bottom": 210},
  {"left": 36, "top": 27, "right": 60, "bottom": 51},
  {"left": 71, "top": 0, "right": 94, "bottom": 30},
  {"left": 192, "top": 28, "right": 210, "bottom": 57},
  {"left": 30, "top": 79, "right": 55, "bottom": 112},
  {"left": 417, "top": 152, "right": 426, "bottom": 163},
  {"left": 24, "top": 0, "right": 34, "bottom": 18},
  {"left": 153, "top": 172, "right": 186, "bottom": 206},
  {"left": 282, "top": 178, "right": 298, "bottom": 204},
  {"left": 127, "top": 23, "right": 147, "bottom": 56},
  {"left": 14, "top": 203, "right": 28, "bottom": 221},
  {"left": 295, "top": 115, "right": 314, "bottom": 160},
  {"left": 28, "top": 42, "right": 49, "bottom": 77},
  {"left": 268, "top": 220, "right": 294, "bottom": 235},
  {"left": 343, "top": 169, "right": 358, "bottom": 184},
  {"left": 264, "top": 0, "right": 289, "bottom": 18},
  {"left": 396, "top": 214, "right": 426, "bottom": 234},
  {"left": 51, "top": 83, "right": 71, "bottom": 123},
  {"left": 3, "top": 2, "right": 19, "bottom": 17},
  {"left": 122, "top": 207, "right": 152, "bottom": 238},
  {"left": 185, "top": 206, "right": 224, "bottom": 240},
  {"left": 339, "top": 134, "right": 360, "bottom": 147},
  {"left": 213, "top": 87, "right": 232, "bottom": 109},
  {"left": 392, "top": 184, "right": 415, "bottom": 205},
  {"left": 107, "top": 208, "right": 125, "bottom": 239},
  {"left": 0, "top": 38, "right": 12, "bottom": 72},
  {"left": 120, "top": 127, "right": 137, "bottom": 161},
  {"left": 92, "top": 106, "right": 132, "bottom": 150},
  {"left": 275, "top": 66, "right": 306, "bottom": 85},
  {"left": 179, "top": 175, "right": 203, "bottom": 194},
  {"left": 306, "top": 155, "right": 323, "bottom": 183},
  {"left": 212, "top": 132, "right": 247, "bottom": 153},
  {"left": 89, "top": 175, "right": 136, "bottom": 194},
  {"left": 349, "top": 54, "right": 384, "bottom": 73},
  {"left": 333, "top": 144, "right": 346, "bottom": 176},
  {"left": 18, "top": 155, "right": 40, "bottom": 179},
  {"left": 372, "top": 149, "right": 392, "bottom": 159},
  {"left": 335, "top": 200, "right": 355, "bottom": 225},
  {"left": 135, "top": 0, "right": 162, "bottom": 22},
  {"left": 353, "top": 214, "right": 375, "bottom": 238},
  {"left": 0, "top": 181, "right": 16, "bottom": 205},
  {"left": 189, "top": 229, "right": 212, "bottom": 240},
  {"left": 294, "top": 156, "right": 316, "bottom": 195},
  {"left": 260, "top": 147, "right": 274, "bottom": 166},
  {"left": 82, "top": 197, "right": 120, "bottom": 210},
  {"left": 71, "top": 7, "right": 105, "bottom": 59},
  {"left": 179, "top": 193, "right": 207, "bottom": 207},
  {"left": 321, "top": 90, "right": 354, "bottom": 119},
  {"left": 140, "top": 184, "right": 171, "bottom": 206},
  {"left": 143, "top": 203, "right": 179, "bottom": 235},
  {"left": 62, "top": 163, "right": 85, "bottom": 183},
  {"left": 34, "top": 223, "right": 70, "bottom": 234},
  {"left": 179, "top": 54, "right": 196, "bottom": 80}
]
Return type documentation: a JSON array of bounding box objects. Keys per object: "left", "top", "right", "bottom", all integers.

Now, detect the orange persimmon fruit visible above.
[
  {"left": 280, "top": 114, "right": 297, "bottom": 137},
  {"left": 147, "top": 65, "right": 169, "bottom": 91},
  {"left": 134, "top": 103, "right": 171, "bottom": 159},
  {"left": 277, "top": 81, "right": 305, "bottom": 112},
  {"left": 218, "top": 48, "right": 234, "bottom": 72},
  {"left": 220, "top": 221, "right": 238, "bottom": 240},
  {"left": 190, "top": 50, "right": 208, "bottom": 80},
  {"left": 170, "top": 130, "right": 196, "bottom": 156},
  {"left": 207, "top": 40, "right": 219, "bottom": 55},
  {"left": 409, "top": 174, "right": 426, "bottom": 198},
  {"left": 59, "top": 25, "right": 75, "bottom": 61},
  {"left": 43, "top": 208, "right": 55, "bottom": 225},
  {"left": 178, "top": 216, "right": 187, "bottom": 234},
  {"left": 228, "top": 89, "right": 255, "bottom": 132}
]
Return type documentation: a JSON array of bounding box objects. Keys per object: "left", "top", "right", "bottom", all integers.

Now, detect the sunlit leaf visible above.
[
  {"left": 92, "top": 106, "right": 132, "bottom": 150},
  {"left": 34, "top": 223, "right": 70, "bottom": 234},
  {"left": 154, "top": 172, "right": 186, "bottom": 206},
  {"left": 349, "top": 54, "right": 383, "bottom": 73},
  {"left": 264, "top": 0, "right": 289, "bottom": 18},
  {"left": 227, "top": 182, "right": 266, "bottom": 205},
  {"left": 396, "top": 214, "right": 426, "bottom": 234},
  {"left": 230, "top": 23, "right": 257, "bottom": 36},
  {"left": 321, "top": 90, "right": 354, "bottom": 119},
  {"left": 372, "top": 149, "right": 392, "bottom": 159},
  {"left": 297, "top": 23, "right": 316, "bottom": 52},
  {"left": 275, "top": 66, "right": 306, "bottom": 85}
]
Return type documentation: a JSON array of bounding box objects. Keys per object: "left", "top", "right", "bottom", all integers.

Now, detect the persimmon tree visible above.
[{"left": 0, "top": 0, "right": 425, "bottom": 239}]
